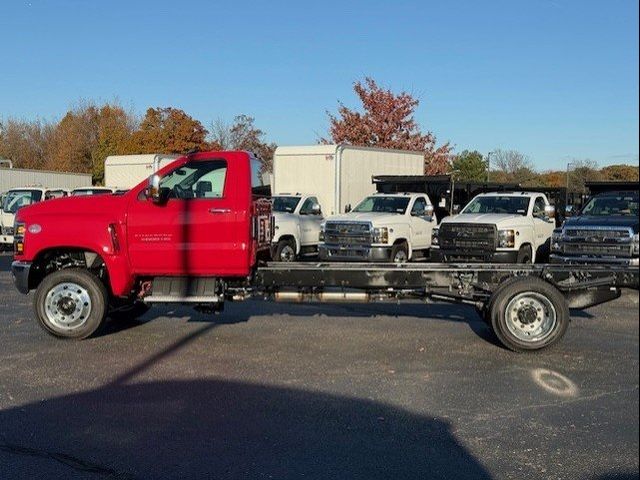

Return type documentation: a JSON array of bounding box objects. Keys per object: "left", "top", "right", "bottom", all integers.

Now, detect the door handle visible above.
[{"left": 208, "top": 208, "right": 231, "bottom": 214}]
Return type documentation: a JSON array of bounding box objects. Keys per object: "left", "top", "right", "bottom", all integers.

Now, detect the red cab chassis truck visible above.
[{"left": 11, "top": 151, "right": 639, "bottom": 352}]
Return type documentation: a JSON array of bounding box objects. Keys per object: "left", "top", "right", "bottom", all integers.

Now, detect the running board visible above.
[
  {"left": 144, "top": 276, "right": 221, "bottom": 303},
  {"left": 144, "top": 295, "right": 222, "bottom": 303}
]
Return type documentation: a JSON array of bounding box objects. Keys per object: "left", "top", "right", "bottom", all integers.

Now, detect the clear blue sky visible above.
[{"left": 1, "top": 0, "right": 638, "bottom": 170}]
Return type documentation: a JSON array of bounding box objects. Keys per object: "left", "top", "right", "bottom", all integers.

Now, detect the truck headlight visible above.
[
  {"left": 13, "top": 221, "right": 25, "bottom": 254},
  {"left": 431, "top": 227, "right": 440, "bottom": 247},
  {"left": 633, "top": 233, "right": 639, "bottom": 256},
  {"left": 373, "top": 227, "right": 389, "bottom": 244},
  {"left": 551, "top": 230, "right": 563, "bottom": 253},
  {"left": 498, "top": 229, "right": 515, "bottom": 248}
]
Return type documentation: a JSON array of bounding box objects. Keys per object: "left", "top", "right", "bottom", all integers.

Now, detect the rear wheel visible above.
[
  {"left": 488, "top": 277, "right": 569, "bottom": 352},
  {"left": 391, "top": 242, "right": 409, "bottom": 263},
  {"left": 274, "top": 239, "right": 297, "bottom": 262},
  {"left": 34, "top": 268, "right": 108, "bottom": 339},
  {"left": 517, "top": 245, "right": 533, "bottom": 264}
]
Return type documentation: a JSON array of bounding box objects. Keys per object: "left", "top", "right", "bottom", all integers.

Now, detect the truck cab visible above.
[
  {"left": 1, "top": 187, "right": 68, "bottom": 248},
  {"left": 551, "top": 190, "right": 639, "bottom": 266},
  {"left": 319, "top": 193, "right": 436, "bottom": 263},
  {"left": 271, "top": 194, "right": 323, "bottom": 261},
  {"left": 431, "top": 192, "right": 556, "bottom": 264}
]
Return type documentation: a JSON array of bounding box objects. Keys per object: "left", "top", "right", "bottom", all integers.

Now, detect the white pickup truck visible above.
[
  {"left": 319, "top": 193, "right": 437, "bottom": 263},
  {"left": 270, "top": 194, "right": 324, "bottom": 262},
  {"left": 431, "top": 191, "right": 556, "bottom": 264},
  {"left": 1, "top": 187, "right": 68, "bottom": 249}
]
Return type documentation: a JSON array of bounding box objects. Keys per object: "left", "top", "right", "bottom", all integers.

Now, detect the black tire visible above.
[
  {"left": 390, "top": 242, "right": 409, "bottom": 263},
  {"left": 517, "top": 245, "right": 533, "bottom": 264},
  {"left": 274, "top": 238, "right": 297, "bottom": 262},
  {"left": 108, "top": 301, "right": 151, "bottom": 322},
  {"left": 488, "top": 276, "right": 569, "bottom": 353},
  {"left": 33, "top": 268, "right": 108, "bottom": 339}
]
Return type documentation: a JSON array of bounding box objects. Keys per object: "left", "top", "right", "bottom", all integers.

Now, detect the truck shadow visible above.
[{"left": 0, "top": 377, "right": 491, "bottom": 479}]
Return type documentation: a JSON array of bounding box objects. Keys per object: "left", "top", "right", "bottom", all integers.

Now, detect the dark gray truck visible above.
[{"left": 551, "top": 182, "right": 639, "bottom": 266}]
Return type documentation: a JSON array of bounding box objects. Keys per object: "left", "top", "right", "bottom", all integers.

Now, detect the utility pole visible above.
[
  {"left": 486, "top": 151, "right": 495, "bottom": 183},
  {"left": 565, "top": 161, "right": 576, "bottom": 209}
]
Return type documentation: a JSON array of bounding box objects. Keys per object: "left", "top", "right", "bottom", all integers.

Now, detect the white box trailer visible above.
[
  {"left": 0, "top": 167, "right": 91, "bottom": 192},
  {"left": 272, "top": 145, "right": 425, "bottom": 215},
  {"left": 104, "top": 154, "right": 179, "bottom": 189}
]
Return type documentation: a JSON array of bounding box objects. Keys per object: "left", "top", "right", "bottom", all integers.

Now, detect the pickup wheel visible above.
[
  {"left": 488, "top": 277, "right": 569, "bottom": 352},
  {"left": 33, "top": 268, "right": 108, "bottom": 339},
  {"left": 391, "top": 242, "right": 409, "bottom": 263},
  {"left": 274, "top": 238, "right": 297, "bottom": 262},
  {"left": 517, "top": 245, "right": 533, "bottom": 264}
]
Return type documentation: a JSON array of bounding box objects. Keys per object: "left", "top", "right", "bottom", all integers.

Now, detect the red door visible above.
[{"left": 126, "top": 157, "right": 247, "bottom": 276}]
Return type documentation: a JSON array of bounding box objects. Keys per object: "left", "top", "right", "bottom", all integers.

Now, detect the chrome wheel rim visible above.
[
  {"left": 505, "top": 292, "right": 557, "bottom": 342},
  {"left": 44, "top": 282, "right": 92, "bottom": 330},
  {"left": 280, "top": 245, "right": 296, "bottom": 262}
]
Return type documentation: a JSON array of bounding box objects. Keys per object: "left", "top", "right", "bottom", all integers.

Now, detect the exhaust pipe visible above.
[{"left": 274, "top": 291, "right": 370, "bottom": 303}]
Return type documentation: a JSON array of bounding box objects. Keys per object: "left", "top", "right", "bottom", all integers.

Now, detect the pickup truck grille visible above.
[
  {"left": 324, "top": 222, "right": 372, "bottom": 246},
  {"left": 564, "top": 228, "right": 631, "bottom": 240},
  {"left": 1, "top": 226, "right": 14, "bottom": 236},
  {"left": 563, "top": 243, "right": 632, "bottom": 257},
  {"left": 439, "top": 223, "right": 497, "bottom": 251},
  {"left": 562, "top": 226, "right": 634, "bottom": 258}
]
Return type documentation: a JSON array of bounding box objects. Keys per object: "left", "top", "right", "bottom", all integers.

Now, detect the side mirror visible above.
[
  {"left": 147, "top": 174, "right": 161, "bottom": 203},
  {"left": 545, "top": 205, "right": 556, "bottom": 221},
  {"left": 311, "top": 203, "right": 322, "bottom": 215},
  {"left": 425, "top": 205, "right": 435, "bottom": 220}
]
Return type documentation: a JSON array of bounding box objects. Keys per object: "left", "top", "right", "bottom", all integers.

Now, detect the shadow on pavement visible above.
[{"left": 0, "top": 377, "right": 491, "bottom": 479}]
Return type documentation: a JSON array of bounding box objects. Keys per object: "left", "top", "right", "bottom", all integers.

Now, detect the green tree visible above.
[{"left": 452, "top": 150, "right": 485, "bottom": 182}]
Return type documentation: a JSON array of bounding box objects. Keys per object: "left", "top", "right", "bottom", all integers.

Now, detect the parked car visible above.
[
  {"left": 431, "top": 192, "right": 556, "bottom": 264},
  {"left": 319, "top": 192, "right": 436, "bottom": 263},
  {"left": 551, "top": 189, "right": 639, "bottom": 266},
  {"left": 271, "top": 194, "right": 324, "bottom": 261}
]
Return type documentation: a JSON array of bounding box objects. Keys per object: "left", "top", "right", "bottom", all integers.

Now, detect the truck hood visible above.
[
  {"left": 325, "top": 212, "right": 404, "bottom": 226},
  {"left": 16, "top": 194, "right": 127, "bottom": 222},
  {"left": 441, "top": 213, "right": 528, "bottom": 228},
  {"left": 564, "top": 215, "right": 639, "bottom": 233}
]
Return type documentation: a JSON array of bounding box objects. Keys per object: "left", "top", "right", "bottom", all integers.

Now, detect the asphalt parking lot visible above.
[{"left": 0, "top": 252, "right": 638, "bottom": 480}]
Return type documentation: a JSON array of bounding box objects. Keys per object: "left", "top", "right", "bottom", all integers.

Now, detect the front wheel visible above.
[
  {"left": 488, "top": 277, "right": 569, "bottom": 352},
  {"left": 391, "top": 242, "right": 409, "bottom": 263},
  {"left": 274, "top": 239, "right": 297, "bottom": 262},
  {"left": 34, "top": 268, "right": 108, "bottom": 339}
]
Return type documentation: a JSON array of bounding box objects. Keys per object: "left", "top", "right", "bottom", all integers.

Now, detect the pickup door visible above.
[
  {"left": 531, "top": 196, "right": 555, "bottom": 256},
  {"left": 409, "top": 196, "right": 435, "bottom": 249},
  {"left": 126, "top": 157, "right": 246, "bottom": 276},
  {"left": 298, "top": 196, "right": 323, "bottom": 246}
]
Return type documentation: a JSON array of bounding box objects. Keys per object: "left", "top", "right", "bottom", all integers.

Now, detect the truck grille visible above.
[
  {"left": 324, "top": 222, "right": 372, "bottom": 246},
  {"left": 1, "top": 226, "right": 14, "bottom": 236},
  {"left": 564, "top": 243, "right": 632, "bottom": 257},
  {"left": 564, "top": 228, "right": 631, "bottom": 240},
  {"left": 439, "top": 223, "right": 497, "bottom": 251}
]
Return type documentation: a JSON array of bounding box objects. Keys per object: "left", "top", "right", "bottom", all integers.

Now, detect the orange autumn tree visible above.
[{"left": 323, "top": 77, "right": 452, "bottom": 174}]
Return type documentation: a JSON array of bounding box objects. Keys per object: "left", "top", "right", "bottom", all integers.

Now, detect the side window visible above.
[
  {"left": 411, "top": 197, "right": 427, "bottom": 215},
  {"left": 251, "top": 158, "right": 264, "bottom": 194},
  {"left": 300, "top": 197, "right": 320, "bottom": 214},
  {"left": 533, "top": 197, "right": 546, "bottom": 216},
  {"left": 159, "top": 160, "right": 227, "bottom": 200}
]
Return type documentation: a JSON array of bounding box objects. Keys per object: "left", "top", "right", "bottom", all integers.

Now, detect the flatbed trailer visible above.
[{"left": 252, "top": 262, "right": 639, "bottom": 352}]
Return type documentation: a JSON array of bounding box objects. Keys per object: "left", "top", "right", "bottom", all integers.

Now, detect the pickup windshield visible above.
[
  {"left": 462, "top": 196, "right": 530, "bottom": 216},
  {"left": 2, "top": 190, "right": 43, "bottom": 214},
  {"left": 273, "top": 196, "right": 301, "bottom": 213},
  {"left": 353, "top": 196, "right": 410, "bottom": 214},
  {"left": 581, "top": 194, "right": 639, "bottom": 216}
]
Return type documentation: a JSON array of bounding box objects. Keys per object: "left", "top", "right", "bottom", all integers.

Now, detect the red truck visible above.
[{"left": 10, "top": 151, "right": 639, "bottom": 352}]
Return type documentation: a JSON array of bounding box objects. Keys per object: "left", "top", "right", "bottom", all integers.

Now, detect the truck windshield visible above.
[
  {"left": 2, "top": 190, "right": 43, "bottom": 214},
  {"left": 272, "top": 196, "right": 301, "bottom": 213},
  {"left": 581, "top": 194, "right": 639, "bottom": 216},
  {"left": 462, "top": 196, "right": 530, "bottom": 216},
  {"left": 353, "top": 196, "right": 410, "bottom": 214}
]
